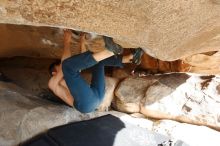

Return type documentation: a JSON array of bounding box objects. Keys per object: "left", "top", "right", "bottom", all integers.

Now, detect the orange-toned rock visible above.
[
  {"left": 140, "top": 53, "right": 192, "bottom": 73},
  {"left": 140, "top": 54, "right": 159, "bottom": 71}
]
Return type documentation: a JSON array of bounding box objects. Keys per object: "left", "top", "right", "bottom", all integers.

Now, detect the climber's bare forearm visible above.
[
  {"left": 61, "top": 29, "right": 72, "bottom": 62},
  {"left": 61, "top": 47, "right": 71, "bottom": 61},
  {"left": 54, "top": 84, "right": 73, "bottom": 106}
]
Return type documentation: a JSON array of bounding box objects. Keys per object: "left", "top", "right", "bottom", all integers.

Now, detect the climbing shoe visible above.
[
  {"left": 103, "top": 36, "right": 124, "bottom": 55},
  {"left": 130, "top": 48, "right": 144, "bottom": 65}
]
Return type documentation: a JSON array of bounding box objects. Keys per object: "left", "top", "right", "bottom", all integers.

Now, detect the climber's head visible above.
[{"left": 49, "top": 60, "right": 61, "bottom": 76}]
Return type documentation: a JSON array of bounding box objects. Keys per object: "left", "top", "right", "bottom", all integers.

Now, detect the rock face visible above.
[
  {"left": 1, "top": 23, "right": 220, "bottom": 74},
  {"left": 183, "top": 51, "right": 220, "bottom": 74},
  {"left": 1, "top": 79, "right": 219, "bottom": 146},
  {"left": 0, "top": 81, "right": 77, "bottom": 145},
  {"left": 153, "top": 120, "right": 220, "bottom": 146},
  {"left": 114, "top": 76, "right": 157, "bottom": 113},
  {"left": 140, "top": 53, "right": 191, "bottom": 73},
  {"left": 141, "top": 51, "right": 220, "bottom": 75},
  {"left": 0, "top": 0, "right": 220, "bottom": 60},
  {"left": 98, "top": 77, "right": 119, "bottom": 112},
  {"left": 1, "top": 59, "right": 220, "bottom": 145},
  {"left": 0, "top": 80, "right": 121, "bottom": 145},
  {"left": 0, "top": 80, "right": 187, "bottom": 146},
  {"left": 115, "top": 73, "right": 220, "bottom": 130},
  {"left": 0, "top": 24, "right": 81, "bottom": 58}
]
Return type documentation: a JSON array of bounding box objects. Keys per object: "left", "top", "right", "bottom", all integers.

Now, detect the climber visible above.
[{"left": 48, "top": 29, "right": 143, "bottom": 113}]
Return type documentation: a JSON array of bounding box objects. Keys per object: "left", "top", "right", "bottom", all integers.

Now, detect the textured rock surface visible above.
[
  {"left": 1, "top": 24, "right": 220, "bottom": 75},
  {"left": 0, "top": 57, "right": 59, "bottom": 95},
  {"left": 0, "top": 60, "right": 220, "bottom": 145},
  {"left": 0, "top": 79, "right": 218, "bottom": 146},
  {"left": 183, "top": 51, "right": 220, "bottom": 74},
  {"left": 0, "top": 24, "right": 105, "bottom": 58},
  {"left": 0, "top": 0, "right": 220, "bottom": 60},
  {"left": 153, "top": 120, "right": 220, "bottom": 146},
  {"left": 111, "top": 121, "right": 187, "bottom": 146},
  {"left": 0, "top": 24, "right": 81, "bottom": 58},
  {"left": 112, "top": 68, "right": 132, "bottom": 80},
  {"left": 98, "top": 77, "right": 119, "bottom": 111},
  {"left": 0, "top": 81, "right": 188, "bottom": 146},
  {"left": 0, "top": 81, "right": 119, "bottom": 145},
  {"left": 140, "top": 53, "right": 192, "bottom": 73},
  {"left": 141, "top": 51, "right": 220, "bottom": 75},
  {"left": 114, "top": 76, "right": 157, "bottom": 113},
  {"left": 115, "top": 73, "right": 220, "bottom": 130}
]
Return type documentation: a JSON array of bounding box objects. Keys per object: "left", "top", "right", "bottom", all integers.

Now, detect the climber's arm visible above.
[{"left": 61, "top": 29, "right": 72, "bottom": 62}]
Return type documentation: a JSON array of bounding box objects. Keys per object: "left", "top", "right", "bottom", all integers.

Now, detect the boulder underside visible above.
[{"left": 0, "top": 0, "right": 220, "bottom": 61}]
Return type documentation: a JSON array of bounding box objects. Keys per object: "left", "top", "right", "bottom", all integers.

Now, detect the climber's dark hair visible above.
[{"left": 49, "top": 60, "right": 61, "bottom": 76}]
